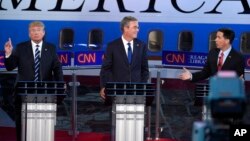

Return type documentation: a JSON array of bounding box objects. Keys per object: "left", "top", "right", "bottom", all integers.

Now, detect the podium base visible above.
[
  {"left": 21, "top": 103, "right": 56, "bottom": 141},
  {"left": 113, "top": 104, "right": 145, "bottom": 141}
]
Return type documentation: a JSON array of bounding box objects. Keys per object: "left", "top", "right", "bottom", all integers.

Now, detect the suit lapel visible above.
[
  {"left": 118, "top": 38, "right": 140, "bottom": 66},
  {"left": 118, "top": 39, "right": 130, "bottom": 65},
  {"left": 40, "top": 42, "right": 48, "bottom": 70},
  {"left": 26, "top": 42, "right": 35, "bottom": 65},
  {"left": 213, "top": 49, "right": 220, "bottom": 69},
  {"left": 131, "top": 41, "right": 139, "bottom": 66},
  {"left": 222, "top": 49, "right": 234, "bottom": 69}
]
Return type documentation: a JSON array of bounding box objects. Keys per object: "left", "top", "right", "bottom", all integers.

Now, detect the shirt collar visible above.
[
  {"left": 122, "top": 36, "right": 134, "bottom": 47},
  {"left": 220, "top": 46, "right": 232, "bottom": 57},
  {"left": 31, "top": 40, "right": 43, "bottom": 48}
]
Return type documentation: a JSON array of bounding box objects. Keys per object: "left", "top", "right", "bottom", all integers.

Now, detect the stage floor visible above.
[
  {"left": 0, "top": 126, "right": 177, "bottom": 141},
  {"left": 1, "top": 78, "right": 250, "bottom": 141}
]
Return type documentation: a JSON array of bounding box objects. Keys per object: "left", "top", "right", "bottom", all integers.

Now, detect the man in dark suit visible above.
[
  {"left": 4, "top": 21, "right": 63, "bottom": 141},
  {"left": 100, "top": 16, "right": 149, "bottom": 99},
  {"left": 179, "top": 28, "right": 244, "bottom": 82}
]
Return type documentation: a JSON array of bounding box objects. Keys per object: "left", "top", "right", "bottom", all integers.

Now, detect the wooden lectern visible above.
[
  {"left": 105, "top": 82, "right": 155, "bottom": 141},
  {"left": 16, "top": 81, "right": 66, "bottom": 141}
]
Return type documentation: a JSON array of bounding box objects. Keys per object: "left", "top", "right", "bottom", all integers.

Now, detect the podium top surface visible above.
[
  {"left": 105, "top": 82, "right": 154, "bottom": 85},
  {"left": 17, "top": 81, "right": 65, "bottom": 84},
  {"left": 17, "top": 81, "right": 65, "bottom": 95},
  {"left": 105, "top": 82, "right": 156, "bottom": 96},
  {"left": 104, "top": 82, "right": 155, "bottom": 105}
]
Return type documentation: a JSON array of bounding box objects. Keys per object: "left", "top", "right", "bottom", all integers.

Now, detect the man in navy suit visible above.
[
  {"left": 179, "top": 28, "right": 244, "bottom": 82},
  {"left": 100, "top": 16, "right": 149, "bottom": 99},
  {"left": 4, "top": 21, "right": 63, "bottom": 141}
]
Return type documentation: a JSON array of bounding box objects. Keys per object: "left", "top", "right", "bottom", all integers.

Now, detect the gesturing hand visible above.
[
  {"left": 4, "top": 38, "right": 13, "bottom": 56},
  {"left": 179, "top": 67, "right": 192, "bottom": 80}
]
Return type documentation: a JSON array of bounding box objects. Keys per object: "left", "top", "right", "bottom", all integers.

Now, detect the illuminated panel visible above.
[
  {"left": 57, "top": 52, "right": 71, "bottom": 66},
  {"left": 244, "top": 55, "right": 250, "bottom": 70},
  {"left": 74, "top": 51, "right": 104, "bottom": 66},
  {"left": 162, "top": 51, "right": 207, "bottom": 67}
]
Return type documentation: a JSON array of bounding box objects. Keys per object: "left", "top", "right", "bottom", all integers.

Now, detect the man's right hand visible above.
[
  {"left": 179, "top": 67, "right": 192, "bottom": 80},
  {"left": 4, "top": 38, "right": 13, "bottom": 57},
  {"left": 100, "top": 87, "right": 106, "bottom": 99}
]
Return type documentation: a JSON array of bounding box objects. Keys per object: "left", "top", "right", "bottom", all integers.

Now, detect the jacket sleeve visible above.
[
  {"left": 4, "top": 48, "right": 19, "bottom": 71},
  {"left": 100, "top": 44, "right": 113, "bottom": 88},
  {"left": 51, "top": 45, "right": 63, "bottom": 81},
  {"left": 141, "top": 43, "right": 149, "bottom": 82}
]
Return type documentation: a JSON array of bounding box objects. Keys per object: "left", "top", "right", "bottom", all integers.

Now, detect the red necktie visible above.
[{"left": 217, "top": 52, "right": 224, "bottom": 71}]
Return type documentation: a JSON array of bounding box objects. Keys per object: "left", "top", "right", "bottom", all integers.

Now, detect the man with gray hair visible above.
[{"left": 100, "top": 16, "right": 149, "bottom": 99}]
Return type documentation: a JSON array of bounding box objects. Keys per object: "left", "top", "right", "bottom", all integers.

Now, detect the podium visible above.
[
  {"left": 16, "top": 81, "right": 66, "bottom": 141},
  {"left": 194, "top": 83, "right": 209, "bottom": 106},
  {"left": 194, "top": 83, "right": 210, "bottom": 120},
  {"left": 106, "top": 82, "right": 155, "bottom": 141}
]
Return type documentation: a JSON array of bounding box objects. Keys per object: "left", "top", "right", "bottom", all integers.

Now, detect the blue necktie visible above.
[
  {"left": 34, "top": 45, "right": 40, "bottom": 81},
  {"left": 127, "top": 42, "right": 132, "bottom": 64}
]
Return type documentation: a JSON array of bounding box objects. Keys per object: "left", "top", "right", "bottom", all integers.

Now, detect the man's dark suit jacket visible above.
[
  {"left": 4, "top": 40, "right": 63, "bottom": 141},
  {"left": 100, "top": 37, "right": 149, "bottom": 88},
  {"left": 192, "top": 48, "right": 245, "bottom": 82},
  {"left": 4, "top": 40, "right": 63, "bottom": 81}
]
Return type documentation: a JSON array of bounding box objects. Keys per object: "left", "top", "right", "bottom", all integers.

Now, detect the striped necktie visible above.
[{"left": 34, "top": 45, "right": 40, "bottom": 81}]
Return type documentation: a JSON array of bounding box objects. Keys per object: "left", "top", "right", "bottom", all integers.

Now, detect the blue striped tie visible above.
[
  {"left": 127, "top": 42, "right": 132, "bottom": 64},
  {"left": 34, "top": 45, "right": 40, "bottom": 81}
]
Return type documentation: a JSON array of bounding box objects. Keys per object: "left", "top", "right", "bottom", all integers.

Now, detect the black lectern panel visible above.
[
  {"left": 105, "top": 82, "right": 155, "bottom": 106},
  {"left": 194, "top": 83, "right": 209, "bottom": 106},
  {"left": 17, "top": 81, "right": 66, "bottom": 103}
]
